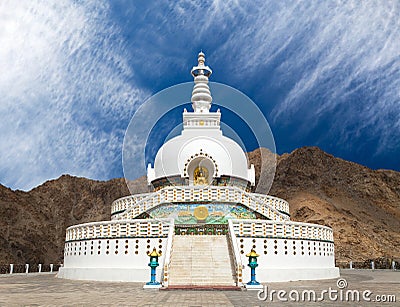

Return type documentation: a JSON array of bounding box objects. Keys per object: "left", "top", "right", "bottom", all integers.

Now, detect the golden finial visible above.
[
  {"left": 148, "top": 247, "right": 162, "bottom": 257},
  {"left": 246, "top": 249, "right": 259, "bottom": 257}
]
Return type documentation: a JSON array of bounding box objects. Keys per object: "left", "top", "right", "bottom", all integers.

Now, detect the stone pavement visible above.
[{"left": 0, "top": 270, "right": 398, "bottom": 306}]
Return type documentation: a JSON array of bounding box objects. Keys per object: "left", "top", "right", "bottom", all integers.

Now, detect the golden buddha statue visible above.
[{"left": 193, "top": 166, "right": 209, "bottom": 185}]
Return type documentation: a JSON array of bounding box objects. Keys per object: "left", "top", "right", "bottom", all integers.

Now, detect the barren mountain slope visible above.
[
  {"left": 0, "top": 175, "right": 147, "bottom": 264},
  {"left": 0, "top": 147, "right": 399, "bottom": 264},
  {"left": 249, "top": 147, "right": 400, "bottom": 262}
]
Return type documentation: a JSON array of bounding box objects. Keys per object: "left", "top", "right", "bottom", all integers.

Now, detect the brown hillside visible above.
[
  {"left": 249, "top": 147, "right": 400, "bottom": 262},
  {"left": 0, "top": 175, "right": 146, "bottom": 264},
  {"left": 0, "top": 147, "right": 399, "bottom": 265}
]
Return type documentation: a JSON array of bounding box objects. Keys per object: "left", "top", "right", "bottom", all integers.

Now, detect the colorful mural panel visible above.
[{"left": 148, "top": 203, "right": 256, "bottom": 224}]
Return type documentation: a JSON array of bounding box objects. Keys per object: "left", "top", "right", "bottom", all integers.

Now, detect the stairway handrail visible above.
[
  {"left": 161, "top": 219, "right": 175, "bottom": 287},
  {"left": 227, "top": 219, "right": 243, "bottom": 287}
]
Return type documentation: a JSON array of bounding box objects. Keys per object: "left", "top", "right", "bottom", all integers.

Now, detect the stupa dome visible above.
[{"left": 152, "top": 129, "right": 253, "bottom": 185}]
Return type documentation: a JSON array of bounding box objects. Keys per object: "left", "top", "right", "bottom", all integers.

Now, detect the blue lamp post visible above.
[
  {"left": 146, "top": 248, "right": 162, "bottom": 286},
  {"left": 246, "top": 249, "right": 260, "bottom": 286}
]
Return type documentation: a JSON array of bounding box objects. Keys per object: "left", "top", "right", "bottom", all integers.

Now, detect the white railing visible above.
[
  {"left": 111, "top": 192, "right": 153, "bottom": 214},
  {"left": 161, "top": 221, "right": 175, "bottom": 287},
  {"left": 251, "top": 193, "right": 290, "bottom": 215},
  {"left": 227, "top": 220, "right": 244, "bottom": 286},
  {"left": 65, "top": 219, "right": 173, "bottom": 242},
  {"left": 4, "top": 264, "right": 56, "bottom": 274},
  {"left": 230, "top": 219, "right": 334, "bottom": 242},
  {"left": 112, "top": 190, "right": 163, "bottom": 219},
  {"left": 112, "top": 186, "right": 290, "bottom": 222}
]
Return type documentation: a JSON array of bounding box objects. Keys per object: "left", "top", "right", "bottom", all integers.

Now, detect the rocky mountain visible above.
[
  {"left": 249, "top": 147, "right": 400, "bottom": 264},
  {"left": 0, "top": 146, "right": 399, "bottom": 265},
  {"left": 0, "top": 176, "right": 140, "bottom": 264}
]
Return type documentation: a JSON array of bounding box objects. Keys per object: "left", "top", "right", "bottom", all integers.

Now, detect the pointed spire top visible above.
[
  {"left": 190, "top": 51, "right": 213, "bottom": 113},
  {"left": 198, "top": 51, "right": 205, "bottom": 65},
  {"left": 191, "top": 51, "right": 212, "bottom": 77}
]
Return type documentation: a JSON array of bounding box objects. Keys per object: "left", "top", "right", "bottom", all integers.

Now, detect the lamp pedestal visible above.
[
  {"left": 143, "top": 248, "right": 162, "bottom": 289},
  {"left": 245, "top": 249, "right": 263, "bottom": 290}
]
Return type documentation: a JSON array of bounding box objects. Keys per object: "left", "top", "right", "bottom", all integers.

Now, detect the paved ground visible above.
[{"left": 0, "top": 270, "right": 399, "bottom": 306}]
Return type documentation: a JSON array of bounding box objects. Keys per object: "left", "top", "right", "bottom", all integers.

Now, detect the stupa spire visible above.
[{"left": 190, "top": 51, "right": 213, "bottom": 113}]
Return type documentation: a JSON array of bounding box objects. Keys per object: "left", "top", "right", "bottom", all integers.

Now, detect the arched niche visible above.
[{"left": 187, "top": 156, "right": 215, "bottom": 186}]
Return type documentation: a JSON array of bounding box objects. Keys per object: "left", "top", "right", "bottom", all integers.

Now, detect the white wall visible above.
[
  {"left": 234, "top": 237, "right": 339, "bottom": 282},
  {"left": 59, "top": 237, "right": 167, "bottom": 282}
]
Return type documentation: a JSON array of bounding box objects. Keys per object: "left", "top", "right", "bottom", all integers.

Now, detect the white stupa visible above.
[
  {"left": 58, "top": 52, "right": 339, "bottom": 286},
  {"left": 147, "top": 51, "right": 255, "bottom": 190}
]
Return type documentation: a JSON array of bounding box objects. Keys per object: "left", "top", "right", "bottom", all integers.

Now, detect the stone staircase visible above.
[{"left": 168, "top": 235, "right": 236, "bottom": 286}]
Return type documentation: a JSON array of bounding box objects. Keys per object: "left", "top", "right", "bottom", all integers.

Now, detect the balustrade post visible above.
[
  {"left": 25, "top": 264, "right": 29, "bottom": 274},
  {"left": 38, "top": 264, "right": 42, "bottom": 273},
  {"left": 350, "top": 261, "right": 353, "bottom": 269},
  {"left": 9, "top": 264, "right": 13, "bottom": 274},
  {"left": 392, "top": 261, "right": 396, "bottom": 270},
  {"left": 50, "top": 264, "right": 54, "bottom": 272},
  {"left": 371, "top": 261, "right": 375, "bottom": 270}
]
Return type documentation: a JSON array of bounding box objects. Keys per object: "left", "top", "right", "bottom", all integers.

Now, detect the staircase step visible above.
[
  {"left": 162, "top": 285, "right": 241, "bottom": 291},
  {"left": 170, "top": 280, "right": 236, "bottom": 283},
  {"left": 168, "top": 235, "right": 236, "bottom": 286}
]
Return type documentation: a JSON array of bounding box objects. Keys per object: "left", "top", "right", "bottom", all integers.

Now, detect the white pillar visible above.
[
  {"left": 349, "top": 261, "right": 353, "bottom": 269},
  {"left": 50, "top": 264, "right": 54, "bottom": 273},
  {"left": 25, "top": 264, "right": 29, "bottom": 274},
  {"left": 38, "top": 264, "right": 42, "bottom": 273},
  {"left": 392, "top": 261, "right": 396, "bottom": 270},
  {"left": 371, "top": 261, "right": 375, "bottom": 270},
  {"left": 9, "top": 264, "right": 13, "bottom": 274}
]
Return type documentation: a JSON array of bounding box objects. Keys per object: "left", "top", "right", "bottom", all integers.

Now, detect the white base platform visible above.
[
  {"left": 256, "top": 267, "right": 340, "bottom": 282},
  {"left": 58, "top": 266, "right": 339, "bottom": 283},
  {"left": 245, "top": 284, "right": 264, "bottom": 290},
  {"left": 58, "top": 267, "right": 154, "bottom": 282},
  {"left": 143, "top": 284, "right": 162, "bottom": 289}
]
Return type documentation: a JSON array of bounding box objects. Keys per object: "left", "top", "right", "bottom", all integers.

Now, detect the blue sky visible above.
[{"left": 0, "top": 1, "right": 399, "bottom": 190}]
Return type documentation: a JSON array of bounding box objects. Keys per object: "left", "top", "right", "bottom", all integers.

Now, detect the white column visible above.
[
  {"left": 349, "top": 261, "right": 353, "bottom": 269},
  {"left": 9, "top": 264, "right": 13, "bottom": 274},
  {"left": 25, "top": 264, "right": 29, "bottom": 274},
  {"left": 38, "top": 264, "right": 42, "bottom": 273},
  {"left": 392, "top": 261, "right": 396, "bottom": 270},
  {"left": 50, "top": 264, "right": 54, "bottom": 272},
  {"left": 371, "top": 261, "right": 375, "bottom": 270}
]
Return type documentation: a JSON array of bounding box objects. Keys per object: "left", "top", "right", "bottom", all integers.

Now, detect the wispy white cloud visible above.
[
  {"left": 168, "top": 0, "right": 400, "bottom": 160},
  {"left": 0, "top": 1, "right": 147, "bottom": 190},
  {"left": 1, "top": 0, "right": 399, "bottom": 190},
  {"left": 214, "top": 1, "right": 400, "bottom": 153}
]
